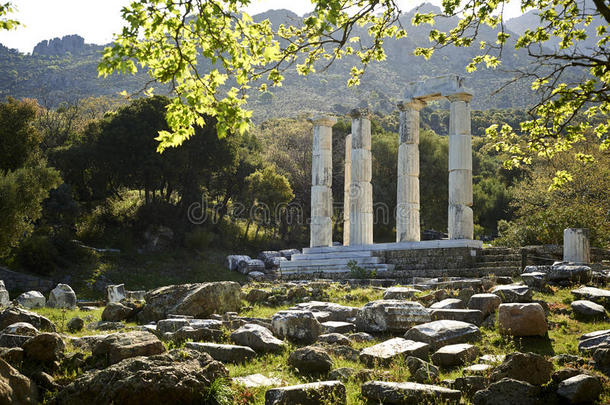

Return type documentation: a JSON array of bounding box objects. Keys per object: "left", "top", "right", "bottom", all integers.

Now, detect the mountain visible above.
[{"left": 0, "top": 5, "right": 540, "bottom": 118}]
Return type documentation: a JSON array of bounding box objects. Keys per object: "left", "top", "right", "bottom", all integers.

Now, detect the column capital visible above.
[
  {"left": 349, "top": 108, "right": 370, "bottom": 119},
  {"left": 446, "top": 92, "right": 473, "bottom": 103},
  {"left": 310, "top": 114, "right": 337, "bottom": 127},
  {"left": 398, "top": 99, "right": 426, "bottom": 111}
]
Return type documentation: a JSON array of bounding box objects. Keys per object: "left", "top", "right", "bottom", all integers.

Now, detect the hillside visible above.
[{"left": 1, "top": 4, "right": 539, "bottom": 117}]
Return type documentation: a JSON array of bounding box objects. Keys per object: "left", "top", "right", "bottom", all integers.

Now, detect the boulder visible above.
[
  {"left": 451, "top": 375, "right": 488, "bottom": 396},
  {"left": 106, "top": 284, "right": 126, "bottom": 303},
  {"left": 293, "top": 301, "right": 359, "bottom": 322},
  {"left": 0, "top": 286, "right": 10, "bottom": 307},
  {"left": 0, "top": 334, "right": 30, "bottom": 348},
  {"left": 230, "top": 323, "right": 286, "bottom": 353},
  {"left": 0, "top": 358, "right": 37, "bottom": 404},
  {"left": 571, "top": 300, "right": 606, "bottom": 320},
  {"left": 551, "top": 368, "right": 581, "bottom": 383},
  {"left": 47, "top": 284, "right": 77, "bottom": 309},
  {"left": 404, "top": 320, "right": 481, "bottom": 349},
  {"left": 355, "top": 300, "right": 430, "bottom": 333},
  {"left": 156, "top": 318, "right": 190, "bottom": 334},
  {"left": 431, "top": 343, "right": 479, "bottom": 367},
  {"left": 265, "top": 381, "right": 345, "bottom": 405},
  {"left": 549, "top": 264, "right": 592, "bottom": 283},
  {"left": 359, "top": 338, "right": 429, "bottom": 367},
  {"left": 170, "top": 325, "right": 225, "bottom": 343},
  {"left": 491, "top": 285, "right": 532, "bottom": 303},
  {"left": 246, "top": 288, "right": 270, "bottom": 303},
  {"left": 0, "top": 308, "right": 54, "bottom": 332},
  {"left": 317, "top": 333, "right": 351, "bottom": 346},
  {"left": 383, "top": 287, "right": 420, "bottom": 300},
  {"left": 467, "top": 294, "right": 502, "bottom": 317},
  {"left": 287, "top": 346, "right": 333, "bottom": 374},
  {"left": 571, "top": 286, "right": 610, "bottom": 308},
  {"left": 348, "top": 332, "right": 374, "bottom": 342},
  {"left": 23, "top": 333, "right": 65, "bottom": 364},
  {"left": 578, "top": 329, "right": 610, "bottom": 352},
  {"left": 593, "top": 347, "right": 610, "bottom": 369},
  {"left": 361, "top": 381, "right": 461, "bottom": 405},
  {"left": 92, "top": 331, "right": 165, "bottom": 365},
  {"left": 521, "top": 272, "right": 548, "bottom": 290},
  {"left": 406, "top": 357, "right": 439, "bottom": 383},
  {"left": 101, "top": 302, "right": 133, "bottom": 322},
  {"left": 430, "top": 298, "right": 464, "bottom": 310},
  {"left": 498, "top": 303, "right": 547, "bottom": 337},
  {"left": 430, "top": 309, "right": 484, "bottom": 326},
  {"left": 472, "top": 378, "right": 540, "bottom": 405},
  {"left": 1, "top": 322, "right": 38, "bottom": 337},
  {"left": 328, "top": 367, "right": 356, "bottom": 382},
  {"left": 557, "top": 374, "right": 602, "bottom": 404},
  {"left": 51, "top": 349, "right": 227, "bottom": 405},
  {"left": 138, "top": 282, "right": 241, "bottom": 322},
  {"left": 67, "top": 317, "right": 84, "bottom": 333},
  {"left": 321, "top": 321, "right": 355, "bottom": 334},
  {"left": 185, "top": 342, "right": 255, "bottom": 363},
  {"left": 490, "top": 352, "right": 553, "bottom": 385},
  {"left": 16, "top": 291, "right": 45, "bottom": 309},
  {"left": 271, "top": 310, "right": 322, "bottom": 344}
]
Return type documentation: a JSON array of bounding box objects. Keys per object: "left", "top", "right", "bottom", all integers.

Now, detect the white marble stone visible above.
[
  {"left": 448, "top": 204, "right": 474, "bottom": 240},
  {"left": 343, "top": 134, "right": 352, "bottom": 245},
  {"left": 448, "top": 170, "right": 473, "bottom": 206},
  {"left": 448, "top": 134, "right": 472, "bottom": 170},
  {"left": 564, "top": 228, "right": 590, "bottom": 264},
  {"left": 350, "top": 109, "right": 374, "bottom": 246}
]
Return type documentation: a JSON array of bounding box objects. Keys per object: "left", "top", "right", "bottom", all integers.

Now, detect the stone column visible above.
[
  {"left": 447, "top": 93, "right": 474, "bottom": 240},
  {"left": 396, "top": 99, "right": 425, "bottom": 242},
  {"left": 343, "top": 134, "right": 352, "bottom": 245},
  {"left": 563, "top": 228, "right": 590, "bottom": 264},
  {"left": 310, "top": 115, "right": 337, "bottom": 248},
  {"left": 349, "top": 109, "right": 373, "bottom": 245}
]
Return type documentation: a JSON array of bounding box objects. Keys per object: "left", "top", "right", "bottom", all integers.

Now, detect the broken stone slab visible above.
[
  {"left": 491, "top": 285, "right": 532, "bottom": 303},
  {"left": 16, "top": 291, "right": 45, "bottom": 309},
  {"left": 571, "top": 300, "right": 607, "bottom": 320},
  {"left": 463, "top": 363, "right": 493, "bottom": 375},
  {"left": 467, "top": 294, "right": 501, "bottom": 317},
  {"left": 0, "top": 334, "right": 30, "bottom": 348},
  {"left": 383, "top": 286, "right": 420, "bottom": 300},
  {"left": 0, "top": 307, "right": 57, "bottom": 332},
  {"left": 265, "top": 381, "right": 346, "bottom": 405},
  {"left": 521, "top": 272, "right": 548, "bottom": 290},
  {"left": 359, "top": 337, "right": 429, "bottom": 367},
  {"left": 185, "top": 342, "right": 256, "bottom": 363},
  {"left": 101, "top": 302, "right": 133, "bottom": 322},
  {"left": 430, "top": 309, "right": 483, "bottom": 326},
  {"left": 1, "top": 322, "right": 38, "bottom": 336},
  {"left": 473, "top": 378, "right": 540, "bottom": 405},
  {"left": 47, "top": 283, "right": 77, "bottom": 309},
  {"left": 293, "top": 301, "right": 359, "bottom": 322},
  {"left": 430, "top": 298, "right": 464, "bottom": 310},
  {"left": 0, "top": 287, "right": 9, "bottom": 307},
  {"left": 106, "top": 284, "right": 126, "bottom": 303},
  {"left": 578, "top": 329, "right": 610, "bottom": 352},
  {"left": 318, "top": 333, "right": 351, "bottom": 346},
  {"left": 404, "top": 320, "right": 481, "bottom": 350},
  {"left": 450, "top": 375, "right": 488, "bottom": 396},
  {"left": 557, "top": 374, "right": 602, "bottom": 404},
  {"left": 407, "top": 356, "right": 440, "bottom": 383},
  {"left": 490, "top": 352, "right": 553, "bottom": 385},
  {"left": 233, "top": 373, "right": 283, "bottom": 388},
  {"left": 431, "top": 343, "right": 479, "bottom": 367},
  {"left": 271, "top": 310, "right": 322, "bottom": 344},
  {"left": 230, "top": 323, "right": 286, "bottom": 353},
  {"left": 288, "top": 346, "right": 333, "bottom": 374},
  {"left": 355, "top": 300, "right": 430, "bottom": 333},
  {"left": 321, "top": 321, "right": 355, "bottom": 334},
  {"left": 92, "top": 331, "right": 166, "bottom": 365},
  {"left": 571, "top": 286, "right": 610, "bottom": 308},
  {"left": 498, "top": 303, "right": 547, "bottom": 337},
  {"left": 156, "top": 318, "right": 190, "bottom": 334},
  {"left": 361, "top": 381, "right": 461, "bottom": 405},
  {"left": 549, "top": 264, "right": 592, "bottom": 283}
]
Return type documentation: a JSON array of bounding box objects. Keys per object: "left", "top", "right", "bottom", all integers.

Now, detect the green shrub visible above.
[
  {"left": 14, "top": 234, "right": 59, "bottom": 276},
  {"left": 184, "top": 228, "right": 215, "bottom": 252},
  {"left": 347, "top": 260, "right": 377, "bottom": 279}
]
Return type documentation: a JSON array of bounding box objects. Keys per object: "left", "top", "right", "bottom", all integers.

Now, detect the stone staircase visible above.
[
  {"left": 474, "top": 247, "right": 522, "bottom": 276},
  {"left": 278, "top": 249, "right": 395, "bottom": 277}
]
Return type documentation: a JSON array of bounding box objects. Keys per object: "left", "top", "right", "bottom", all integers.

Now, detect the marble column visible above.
[
  {"left": 343, "top": 134, "right": 352, "bottom": 245},
  {"left": 310, "top": 115, "right": 337, "bottom": 248},
  {"left": 563, "top": 228, "right": 590, "bottom": 264},
  {"left": 349, "top": 109, "right": 373, "bottom": 245},
  {"left": 396, "top": 99, "right": 425, "bottom": 242},
  {"left": 447, "top": 93, "right": 474, "bottom": 240}
]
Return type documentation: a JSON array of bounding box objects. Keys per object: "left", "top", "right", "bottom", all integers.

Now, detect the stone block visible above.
[
  {"left": 398, "top": 143, "right": 419, "bottom": 175},
  {"left": 448, "top": 169, "right": 473, "bottom": 205}
]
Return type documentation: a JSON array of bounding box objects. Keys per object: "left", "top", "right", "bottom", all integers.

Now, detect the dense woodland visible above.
[{"left": 1, "top": 94, "right": 608, "bottom": 279}]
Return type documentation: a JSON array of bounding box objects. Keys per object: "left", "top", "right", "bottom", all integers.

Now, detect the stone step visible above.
[
  {"left": 476, "top": 261, "right": 521, "bottom": 268},
  {"left": 280, "top": 256, "right": 383, "bottom": 268},
  {"left": 481, "top": 248, "right": 519, "bottom": 255},
  {"left": 302, "top": 239, "right": 483, "bottom": 254},
  {"left": 291, "top": 251, "right": 374, "bottom": 261},
  {"left": 475, "top": 266, "right": 521, "bottom": 275},
  {"left": 477, "top": 254, "right": 521, "bottom": 262},
  {"left": 279, "top": 263, "right": 395, "bottom": 275}
]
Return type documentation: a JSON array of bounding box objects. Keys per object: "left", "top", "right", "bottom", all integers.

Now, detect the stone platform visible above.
[{"left": 277, "top": 240, "right": 524, "bottom": 279}]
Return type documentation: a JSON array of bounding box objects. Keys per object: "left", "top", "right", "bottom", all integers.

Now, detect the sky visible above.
[{"left": 0, "top": 0, "right": 525, "bottom": 54}]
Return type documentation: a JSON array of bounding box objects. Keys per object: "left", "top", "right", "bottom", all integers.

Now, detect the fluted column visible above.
[
  {"left": 563, "top": 228, "right": 590, "bottom": 264},
  {"left": 447, "top": 93, "right": 474, "bottom": 240},
  {"left": 349, "top": 109, "right": 373, "bottom": 245},
  {"left": 310, "top": 115, "right": 337, "bottom": 247},
  {"left": 343, "top": 134, "right": 352, "bottom": 245},
  {"left": 396, "top": 99, "right": 425, "bottom": 242}
]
